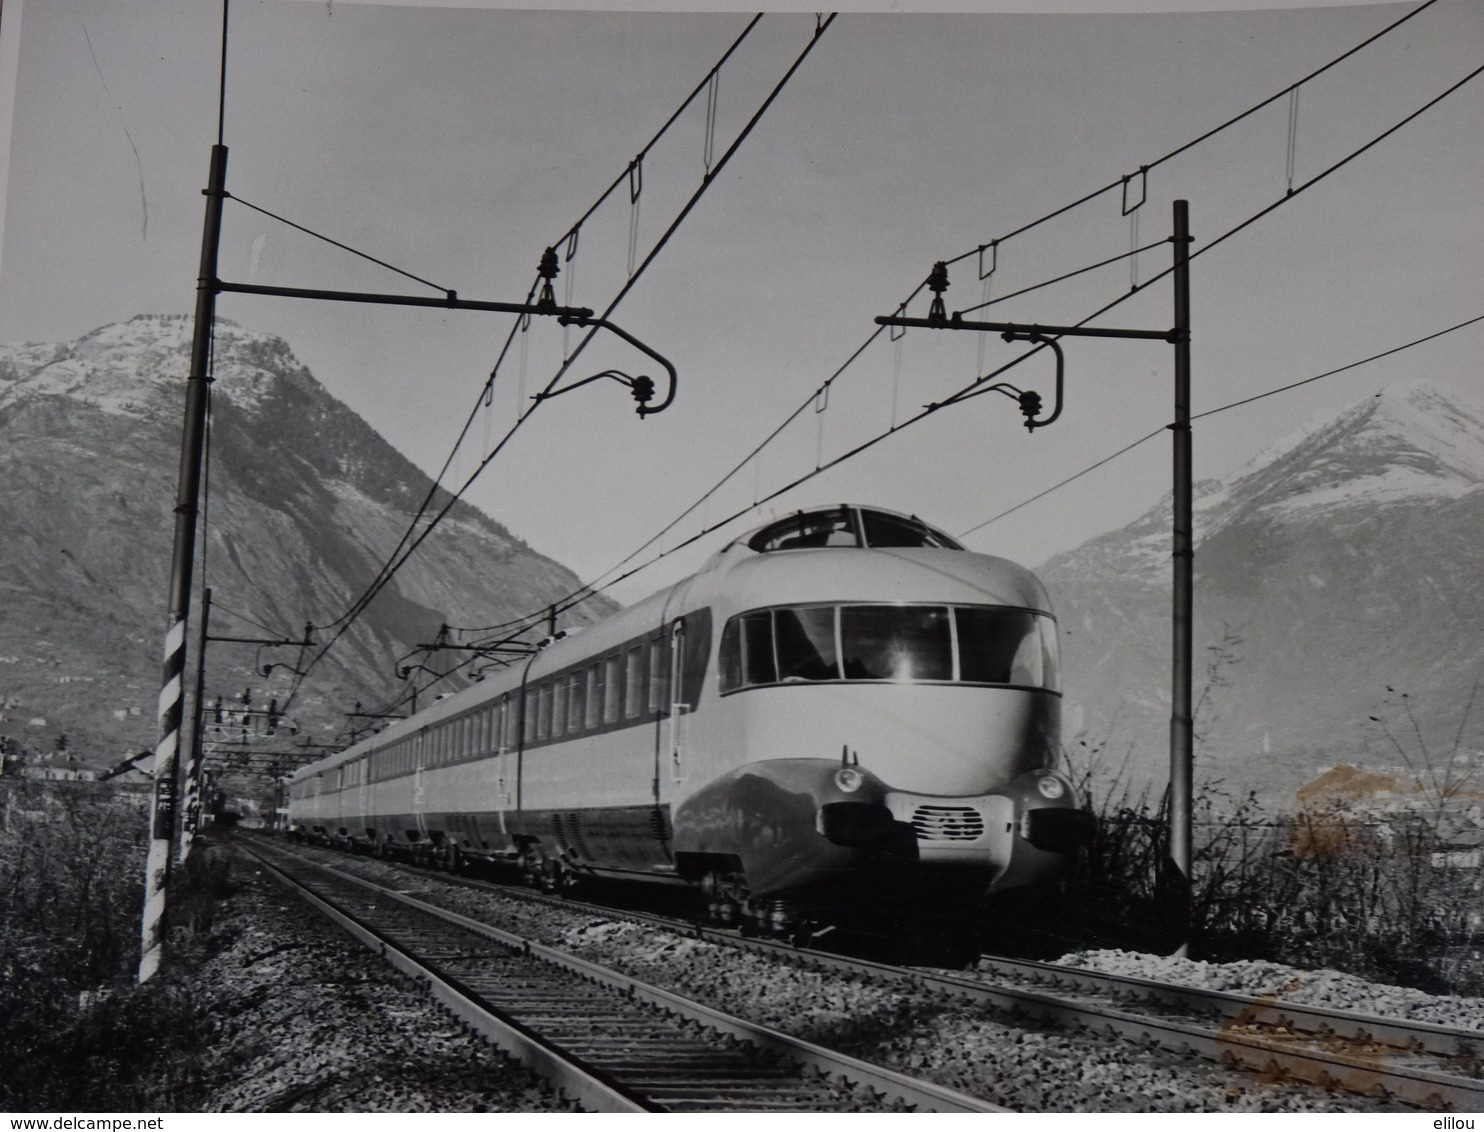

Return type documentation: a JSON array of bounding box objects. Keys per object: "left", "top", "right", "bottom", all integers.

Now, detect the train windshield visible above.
[{"left": 719, "top": 604, "right": 1058, "bottom": 693}]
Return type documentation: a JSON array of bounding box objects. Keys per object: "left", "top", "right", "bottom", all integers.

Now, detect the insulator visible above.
[
  {"left": 1018, "top": 389, "right": 1043, "bottom": 424},
  {"left": 631, "top": 375, "right": 655, "bottom": 405},
  {"left": 927, "top": 261, "right": 949, "bottom": 322}
]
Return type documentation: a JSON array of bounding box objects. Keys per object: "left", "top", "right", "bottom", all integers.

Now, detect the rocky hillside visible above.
[
  {"left": 0, "top": 315, "right": 614, "bottom": 778},
  {"left": 1040, "top": 381, "right": 1484, "bottom": 805}
]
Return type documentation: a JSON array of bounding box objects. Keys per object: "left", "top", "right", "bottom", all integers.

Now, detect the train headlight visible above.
[
  {"left": 1035, "top": 774, "right": 1066, "bottom": 800},
  {"left": 835, "top": 767, "right": 865, "bottom": 793}
]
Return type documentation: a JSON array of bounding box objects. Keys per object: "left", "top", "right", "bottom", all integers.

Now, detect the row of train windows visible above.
[
  {"left": 316, "top": 632, "right": 680, "bottom": 788},
  {"left": 522, "top": 637, "right": 671, "bottom": 745}
]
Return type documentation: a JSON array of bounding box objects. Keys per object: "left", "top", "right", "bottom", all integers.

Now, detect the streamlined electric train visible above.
[{"left": 287, "top": 505, "right": 1093, "bottom": 930}]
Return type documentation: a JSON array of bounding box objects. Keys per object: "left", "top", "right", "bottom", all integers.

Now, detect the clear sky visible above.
[{"left": 1, "top": 0, "right": 1480, "bottom": 615}]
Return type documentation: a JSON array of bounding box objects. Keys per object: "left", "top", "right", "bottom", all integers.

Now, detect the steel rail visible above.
[
  {"left": 259, "top": 837, "right": 1484, "bottom": 1109},
  {"left": 241, "top": 841, "right": 649, "bottom": 1113},
  {"left": 241, "top": 838, "right": 1002, "bottom": 1113},
  {"left": 973, "top": 953, "right": 1484, "bottom": 1060}
]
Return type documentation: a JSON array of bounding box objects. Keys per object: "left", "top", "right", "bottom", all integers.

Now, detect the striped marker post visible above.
[
  {"left": 178, "top": 588, "right": 214, "bottom": 864},
  {"left": 140, "top": 619, "right": 187, "bottom": 982},
  {"left": 138, "top": 144, "right": 228, "bottom": 983}
]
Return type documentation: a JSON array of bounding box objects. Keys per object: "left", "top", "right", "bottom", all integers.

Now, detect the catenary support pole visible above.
[
  {"left": 1169, "top": 199, "right": 1194, "bottom": 955},
  {"left": 138, "top": 144, "right": 227, "bottom": 984}
]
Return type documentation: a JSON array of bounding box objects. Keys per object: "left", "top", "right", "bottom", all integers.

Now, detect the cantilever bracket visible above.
[
  {"left": 549, "top": 315, "right": 679, "bottom": 417},
  {"left": 876, "top": 310, "right": 1176, "bottom": 434},
  {"left": 998, "top": 330, "right": 1064, "bottom": 431}
]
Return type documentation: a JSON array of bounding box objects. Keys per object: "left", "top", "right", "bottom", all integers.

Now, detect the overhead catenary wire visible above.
[
  {"left": 330, "top": 2, "right": 1435, "bottom": 656},
  {"left": 296, "top": 15, "right": 774, "bottom": 638},
  {"left": 515, "top": 58, "right": 1484, "bottom": 627},
  {"left": 232, "top": 16, "right": 768, "bottom": 645},
  {"left": 936, "top": 0, "right": 1440, "bottom": 273},
  {"left": 291, "top": 7, "right": 1466, "bottom": 716},
  {"left": 518, "top": 1, "right": 1448, "bottom": 621},
  {"left": 280, "top": 15, "right": 835, "bottom": 709},
  {"left": 312, "top": 15, "right": 837, "bottom": 648},
  {"left": 956, "top": 311, "right": 1484, "bottom": 540},
  {"left": 955, "top": 237, "right": 1170, "bottom": 317}
]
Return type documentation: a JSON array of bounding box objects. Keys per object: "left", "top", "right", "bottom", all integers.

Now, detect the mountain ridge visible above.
[
  {"left": 1038, "top": 379, "right": 1484, "bottom": 805},
  {"left": 0, "top": 315, "right": 614, "bottom": 778}
]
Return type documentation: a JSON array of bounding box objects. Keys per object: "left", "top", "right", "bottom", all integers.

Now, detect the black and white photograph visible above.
[{"left": 1, "top": 0, "right": 1482, "bottom": 1117}]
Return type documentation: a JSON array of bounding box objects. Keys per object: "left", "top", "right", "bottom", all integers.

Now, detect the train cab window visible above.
[
  {"left": 745, "top": 507, "right": 965, "bottom": 553},
  {"left": 499, "top": 697, "right": 514, "bottom": 750},
  {"left": 956, "top": 608, "right": 1060, "bottom": 690},
  {"left": 748, "top": 507, "right": 859, "bottom": 552},
  {"left": 841, "top": 605, "right": 951, "bottom": 681},
  {"left": 624, "top": 646, "right": 645, "bottom": 719},
  {"left": 603, "top": 655, "right": 623, "bottom": 724},
  {"left": 775, "top": 606, "right": 839, "bottom": 681},
  {"left": 860, "top": 509, "right": 964, "bottom": 550},
  {"left": 585, "top": 663, "right": 603, "bottom": 730},
  {"left": 741, "top": 612, "right": 776, "bottom": 686},
  {"left": 720, "top": 603, "right": 1055, "bottom": 692}
]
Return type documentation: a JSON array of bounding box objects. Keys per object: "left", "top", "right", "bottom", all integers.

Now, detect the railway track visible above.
[
  {"left": 236, "top": 837, "right": 1001, "bottom": 1113},
  {"left": 254, "top": 834, "right": 1484, "bottom": 1111}
]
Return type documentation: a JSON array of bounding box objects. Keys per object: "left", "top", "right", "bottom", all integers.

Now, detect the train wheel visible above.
[{"left": 699, "top": 870, "right": 747, "bottom": 928}]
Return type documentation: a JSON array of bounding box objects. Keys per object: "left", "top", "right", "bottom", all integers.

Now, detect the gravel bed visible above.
[
  {"left": 184, "top": 850, "right": 575, "bottom": 1112},
  {"left": 1058, "top": 949, "right": 1484, "bottom": 1033},
  {"left": 279, "top": 844, "right": 1410, "bottom": 1112}
]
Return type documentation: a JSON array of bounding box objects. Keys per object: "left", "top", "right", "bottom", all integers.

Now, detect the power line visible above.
[
  {"left": 938, "top": 0, "right": 1441, "bottom": 273},
  {"left": 956, "top": 311, "right": 1484, "bottom": 540},
  {"left": 336, "top": 2, "right": 1441, "bottom": 646},
  {"left": 529, "top": 51, "right": 1483, "bottom": 623},
  {"left": 956, "top": 237, "right": 1171, "bottom": 317},
  {"left": 532, "top": 4, "right": 1452, "bottom": 616},
  {"left": 311, "top": 16, "right": 769, "bottom": 634},
  {"left": 519, "top": 58, "right": 1483, "bottom": 627},
  {"left": 1190, "top": 312, "right": 1484, "bottom": 423},
  {"left": 280, "top": 16, "right": 835, "bottom": 713}
]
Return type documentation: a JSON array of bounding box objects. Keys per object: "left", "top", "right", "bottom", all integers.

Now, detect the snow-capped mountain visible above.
[
  {"left": 0, "top": 315, "right": 613, "bottom": 770},
  {"left": 1039, "top": 381, "right": 1484, "bottom": 805}
]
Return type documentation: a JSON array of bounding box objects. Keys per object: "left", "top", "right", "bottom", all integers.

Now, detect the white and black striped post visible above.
[
  {"left": 178, "top": 586, "right": 214, "bottom": 864},
  {"left": 139, "top": 143, "right": 228, "bottom": 983}
]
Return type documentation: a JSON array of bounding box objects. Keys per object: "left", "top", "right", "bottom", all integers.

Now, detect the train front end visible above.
[{"left": 671, "top": 506, "right": 1093, "bottom": 921}]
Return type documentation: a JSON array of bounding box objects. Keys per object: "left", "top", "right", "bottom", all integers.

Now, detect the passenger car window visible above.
[
  {"left": 551, "top": 678, "right": 567, "bottom": 738},
  {"left": 585, "top": 664, "right": 603, "bottom": 729},
  {"left": 603, "top": 655, "right": 623, "bottom": 724},
  {"left": 624, "top": 646, "right": 645, "bottom": 719}
]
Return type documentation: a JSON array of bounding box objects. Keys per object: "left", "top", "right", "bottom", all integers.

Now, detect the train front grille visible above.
[{"left": 910, "top": 805, "right": 984, "bottom": 841}]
